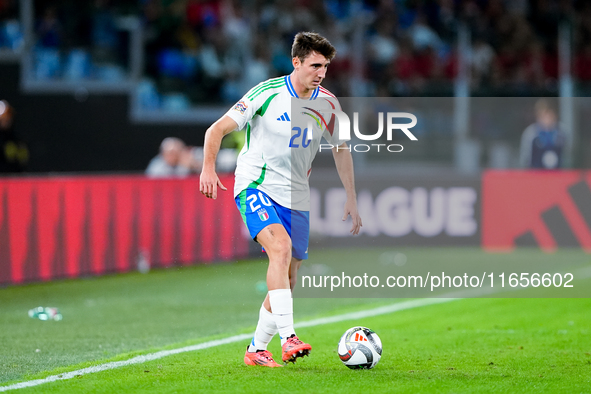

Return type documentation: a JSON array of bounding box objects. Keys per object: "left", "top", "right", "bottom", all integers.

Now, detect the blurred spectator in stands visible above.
[
  {"left": 494, "top": 43, "right": 518, "bottom": 86},
  {"left": 435, "top": 0, "right": 457, "bottom": 41},
  {"left": 522, "top": 40, "right": 547, "bottom": 89},
  {"left": 199, "top": 26, "right": 236, "bottom": 102},
  {"left": 0, "top": 100, "right": 28, "bottom": 173},
  {"left": 0, "top": 0, "right": 21, "bottom": 51},
  {"left": 36, "top": 6, "right": 62, "bottom": 48},
  {"left": 146, "top": 137, "right": 201, "bottom": 178},
  {"left": 91, "top": 0, "right": 118, "bottom": 63},
  {"left": 511, "top": 15, "right": 534, "bottom": 53},
  {"left": 408, "top": 14, "right": 443, "bottom": 52},
  {"left": 222, "top": 0, "right": 250, "bottom": 52},
  {"left": 186, "top": 0, "right": 221, "bottom": 34},
  {"left": 519, "top": 99, "right": 566, "bottom": 169},
  {"left": 323, "top": 20, "right": 351, "bottom": 96},
  {"left": 368, "top": 19, "right": 399, "bottom": 86},
  {"left": 241, "top": 38, "right": 272, "bottom": 94},
  {"left": 27, "top": 0, "right": 585, "bottom": 103},
  {"left": 390, "top": 39, "right": 417, "bottom": 95},
  {"left": 414, "top": 45, "right": 439, "bottom": 81},
  {"left": 574, "top": 43, "right": 591, "bottom": 82},
  {"left": 144, "top": 0, "right": 185, "bottom": 75},
  {"left": 175, "top": 20, "right": 200, "bottom": 51},
  {"left": 471, "top": 37, "right": 495, "bottom": 87}
]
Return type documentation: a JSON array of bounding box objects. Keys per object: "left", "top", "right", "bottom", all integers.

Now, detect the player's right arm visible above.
[
  {"left": 202, "top": 81, "right": 263, "bottom": 198},
  {"left": 200, "top": 115, "right": 239, "bottom": 199}
]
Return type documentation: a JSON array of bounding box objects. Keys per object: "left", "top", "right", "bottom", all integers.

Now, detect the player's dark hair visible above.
[{"left": 291, "top": 32, "right": 336, "bottom": 62}]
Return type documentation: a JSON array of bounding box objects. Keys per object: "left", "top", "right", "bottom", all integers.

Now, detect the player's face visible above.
[{"left": 293, "top": 51, "right": 330, "bottom": 92}]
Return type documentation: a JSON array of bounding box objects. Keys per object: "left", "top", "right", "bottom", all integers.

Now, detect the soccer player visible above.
[{"left": 200, "top": 32, "right": 362, "bottom": 367}]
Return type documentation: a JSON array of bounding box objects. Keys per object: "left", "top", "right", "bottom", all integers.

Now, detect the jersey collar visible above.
[{"left": 285, "top": 75, "right": 320, "bottom": 100}]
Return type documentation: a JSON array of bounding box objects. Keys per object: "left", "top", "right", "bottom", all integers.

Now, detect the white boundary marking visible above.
[
  {"left": 0, "top": 297, "right": 460, "bottom": 392},
  {"left": 3, "top": 265, "right": 591, "bottom": 392}
]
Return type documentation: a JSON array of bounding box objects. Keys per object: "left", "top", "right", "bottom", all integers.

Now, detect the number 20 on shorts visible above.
[{"left": 247, "top": 192, "right": 273, "bottom": 212}]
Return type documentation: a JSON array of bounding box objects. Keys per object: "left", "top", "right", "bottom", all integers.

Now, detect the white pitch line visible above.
[
  {"left": 0, "top": 334, "right": 253, "bottom": 393},
  {"left": 0, "top": 297, "right": 460, "bottom": 392},
  {"left": 4, "top": 265, "right": 591, "bottom": 393}
]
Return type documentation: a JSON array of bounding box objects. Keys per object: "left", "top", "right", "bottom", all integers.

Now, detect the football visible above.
[{"left": 337, "top": 326, "right": 382, "bottom": 369}]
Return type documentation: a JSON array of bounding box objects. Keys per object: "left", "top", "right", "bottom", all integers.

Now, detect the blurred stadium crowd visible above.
[{"left": 2, "top": 0, "right": 591, "bottom": 104}]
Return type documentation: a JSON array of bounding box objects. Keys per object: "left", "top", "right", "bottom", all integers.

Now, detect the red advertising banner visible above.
[
  {"left": 0, "top": 175, "right": 248, "bottom": 285},
  {"left": 482, "top": 171, "right": 591, "bottom": 252}
]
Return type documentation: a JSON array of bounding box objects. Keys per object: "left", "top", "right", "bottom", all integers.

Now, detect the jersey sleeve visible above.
[{"left": 225, "top": 94, "right": 257, "bottom": 131}]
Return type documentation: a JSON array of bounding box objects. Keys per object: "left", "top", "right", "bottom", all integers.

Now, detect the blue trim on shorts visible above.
[{"left": 235, "top": 188, "right": 309, "bottom": 260}]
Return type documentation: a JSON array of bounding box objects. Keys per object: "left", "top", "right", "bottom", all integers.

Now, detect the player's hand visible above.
[
  {"left": 199, "top": 168, "right": 227, "bottom": 199},
  {"left": 342, "top": 199, "right": 362, "bottom": 235}
]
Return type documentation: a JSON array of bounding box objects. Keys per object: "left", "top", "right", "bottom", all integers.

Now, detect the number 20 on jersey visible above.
[{"left": 289, "top": 127, "right": 312, "bottom": 148}]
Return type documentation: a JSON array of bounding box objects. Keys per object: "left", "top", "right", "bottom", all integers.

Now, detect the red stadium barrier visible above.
[
  {"left": 482, "top": 170, "right": 591, "bottom": 252},
  {"left": 5, "top": 170, "right": 589, "bottom": 285},
  {"left": 0, "top": 175, "right": 248, "bottom": 285}
]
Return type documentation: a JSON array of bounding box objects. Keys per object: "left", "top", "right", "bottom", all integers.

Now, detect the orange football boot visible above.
[
  {"left": 244, "top": 347, "right": 283, "bottom": 367},
  {"left": 282, "top": 335, "right": 312, "bottom": 363}
]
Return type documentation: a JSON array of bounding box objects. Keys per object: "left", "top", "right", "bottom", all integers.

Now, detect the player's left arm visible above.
[{"left": 332, "top": 143, "right": 362, "bottom": 235}]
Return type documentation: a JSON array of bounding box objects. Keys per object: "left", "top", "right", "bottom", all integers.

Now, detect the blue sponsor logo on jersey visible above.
[{"left": 276, "top": 112, "right": 290, "bottom": 122}]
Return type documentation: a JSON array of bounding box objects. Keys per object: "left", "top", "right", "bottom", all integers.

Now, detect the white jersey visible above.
[{"left": 225, "top": 75, "right": 347, "bottom": 211}]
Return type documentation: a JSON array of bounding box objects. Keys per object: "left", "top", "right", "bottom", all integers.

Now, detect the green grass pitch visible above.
[{"left": 0, "top": 248, "right": 590, "bottom": 393}]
